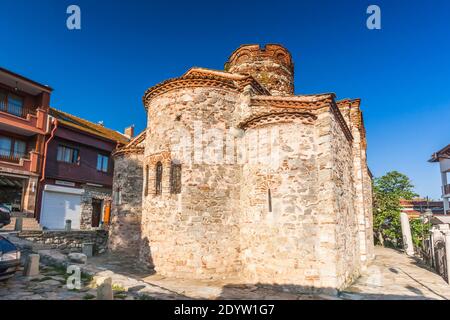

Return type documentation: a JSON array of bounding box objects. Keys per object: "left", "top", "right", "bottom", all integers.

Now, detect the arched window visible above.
[
  {"left": 170, "top": 162, "right": 182, "bottom": 194},
  {"left": 155, "top": 162, "right": 163, "bottom": 195}
]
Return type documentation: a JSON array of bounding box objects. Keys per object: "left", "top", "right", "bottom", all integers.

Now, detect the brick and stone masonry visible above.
[
  {"left": 108, "top": 132, "right": 145, "bottom": 256},
  {"left": 108, "top": 44, "right": 374, "bottom": 293}
]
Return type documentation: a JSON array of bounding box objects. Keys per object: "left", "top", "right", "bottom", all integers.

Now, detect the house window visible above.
[
  {"left": 7, "top": 94, "right": 23, "bottom": 117},
  {"left": 13, "top": 140, "right": 26, "bottom": 158},
  {"left": 0, "top": 90, "right": 24, "bottom": 117},
  {"left": 155, "top": 162, "right": 163, "bottom": 195},
  {"left": 97, "top": 154, "right": 109, "bottom": 172},
  {"left": 0, "top": 136, "right": 12, "bottom": 158},
  {"left": 170, "top": 162, "right": 182, "bottom": 194},
  {"left": 0, "top": 136, "right": 26, "bottom": 160},
  {"left": 57, "top": 145, "right": 79, "bottom": 164},
  {"left": 0, "top": 91, "right": 6, "bottom": 112}
]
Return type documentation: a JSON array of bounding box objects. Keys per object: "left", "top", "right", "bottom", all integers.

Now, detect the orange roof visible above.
[
  {"left": 49, "top": 108, "right": 129, "bottom": 145},
  {"left": 113, "top": 130, "right": 146, "bottom": 157}
]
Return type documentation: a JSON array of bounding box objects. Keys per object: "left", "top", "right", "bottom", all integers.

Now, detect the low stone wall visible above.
[{"left": 17, "top": 230, "right": 108, "bottom": 254}]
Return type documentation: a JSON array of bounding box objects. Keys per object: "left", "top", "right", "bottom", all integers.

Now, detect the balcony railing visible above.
[
  {"left": 443, "top": 184, "right": 450, "bottom": 196},
  {"left": 0, "top": 150, "right": 28, "bottom": 163},
  {"left": 0, "top": 101, "right": 36, "bottom": 119},
  {"left": 0, "top": 150, "right": 39, "bottom": 173}
]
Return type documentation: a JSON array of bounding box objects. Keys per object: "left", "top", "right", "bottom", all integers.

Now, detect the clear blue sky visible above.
[{"left": 1, "top": 0, "right": 449, "bottom": 199}]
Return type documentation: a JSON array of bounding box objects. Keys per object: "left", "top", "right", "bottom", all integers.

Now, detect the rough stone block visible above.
[
  {"left": 68, "top": 253, "right": 87, "bottom": 264},
  {"left": 82, "top": 243, "right": 94, "bottom": 257},
  {"left": 24, "top": 254, "right": 40, "bottom": 277},
  {"left": 14, "top": 217, "right": 23, "bottom": 232},
  {"left": 96, "top": 277, "right": 113, "bottom": 300}
]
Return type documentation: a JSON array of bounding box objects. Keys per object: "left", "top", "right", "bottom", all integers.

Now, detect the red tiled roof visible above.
[{"left": 49, "top": 108, "right": 129, "bottom": 145}]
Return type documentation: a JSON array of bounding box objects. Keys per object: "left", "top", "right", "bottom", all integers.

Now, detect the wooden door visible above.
[{"left": 91, "top": 199, "right": 102, "bottom": 228}]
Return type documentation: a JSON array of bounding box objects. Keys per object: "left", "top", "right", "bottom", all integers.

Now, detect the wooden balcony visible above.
[{"left": 0, "top": 103, "right": 48, "bottom": 135}]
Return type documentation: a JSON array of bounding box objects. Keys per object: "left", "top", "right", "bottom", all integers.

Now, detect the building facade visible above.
[
  {"left": 109, "top": 44, "right": 374, "bottom": 293},
  {"left": 108, "top": 131, "right": 145, "bottom": 256},
  {"left": 0, "top": 68, "right": 51, "bottom": 215},
  {"left": 37, "top": 108, "right": 130, "bottom": 230},
  {"left": 0, "top": 66, "right": 131, "bottom": 230},
  {"left": 430, "top": 145, "right": 450, "bottom": 214}
]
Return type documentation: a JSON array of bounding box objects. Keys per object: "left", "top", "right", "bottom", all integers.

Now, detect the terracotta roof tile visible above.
[
  {"left": 49, "top": 107, "right": 129, "bottom": 145},
  {"left": 113, "top": 130, "right": 146, "bottom": 156}
]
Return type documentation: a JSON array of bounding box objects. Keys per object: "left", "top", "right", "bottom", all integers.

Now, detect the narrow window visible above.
[
  {"left": 144, "top": 165, "right": 149, "bottom": 196},
  {"left": 97, "top": 154, "right": 109, "bottom": 172},
  {"left": 155, "top": 162, "right": 163, "bottom": 195},
  {"left": 170, "top": 162, "right": 182, "bottom": 194},
  {"left": 268, "top": 188, "right": 273, "bottom": 213},
  {"left": 114, "top": 187, "right": 122, "bottom": 205}
]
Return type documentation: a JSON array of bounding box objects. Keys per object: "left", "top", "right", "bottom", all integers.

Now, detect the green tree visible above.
[{"left": 373, "top": 171, "right": 418, "bottom": 247}]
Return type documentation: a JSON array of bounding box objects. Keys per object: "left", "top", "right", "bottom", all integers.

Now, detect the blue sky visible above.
[{"left": 1, "top": 0, "right": 449, "bottom": 198}]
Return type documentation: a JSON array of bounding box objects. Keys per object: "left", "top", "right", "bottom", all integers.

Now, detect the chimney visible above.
[{"left": 124, "top": 125, "right": 134, "bottom": 138}]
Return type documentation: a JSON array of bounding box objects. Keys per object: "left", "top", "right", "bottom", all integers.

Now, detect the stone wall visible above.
[
  {"left": 23, "top": 176, "right": 38, "bottom": 214},
  {"left": 239, "top": 120, "right": 322, "bottom": 288},
  {"left": 141, "top": 87, "right": 242, "bottom": 278},
  {"left": 328, "top": 109, "right": 361, "bottom": 289},
  {"left": 17, "top": 230, "right": 108, "bottom": 254},
  {"left": 80, "top": 185, "right": 112, "bottom": 230},
  {"left": 108, "top": 152, "right": 144, "bottom": 256},
  {"left": 126, "top": 44, "right": 374, "bottom": 293}
]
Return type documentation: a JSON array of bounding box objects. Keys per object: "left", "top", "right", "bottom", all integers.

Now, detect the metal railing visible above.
[
  {"left": 0, "top": 101, "right": 36, "bottom": 119},
  {"left": 0, "top": 149, "right": 28, "bottom": 163}
]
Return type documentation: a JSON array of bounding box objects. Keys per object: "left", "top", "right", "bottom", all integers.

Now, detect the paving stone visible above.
[
  {"left": 342, "top": 247, "right": 450, "bottom": 300},
  {"left": 39, "top": 279, "right": 62, "bottom": 286}
]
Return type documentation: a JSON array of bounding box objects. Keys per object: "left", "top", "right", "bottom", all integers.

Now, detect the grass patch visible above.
[
  {"left": 112, "top": 284, "right": 126, "bottom": 292},
  {"left": 81, "top": 273, "right": 93, "bottom": 283}
]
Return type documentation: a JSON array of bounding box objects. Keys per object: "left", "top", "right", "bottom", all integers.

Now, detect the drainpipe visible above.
[
  {"left": 35, "top": 118, "right": 58, "bottom": 222},
  {"left": 40, "top": 118, "right": 58, "bottom": 183}
]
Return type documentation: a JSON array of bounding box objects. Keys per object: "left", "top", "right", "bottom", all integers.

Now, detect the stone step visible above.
[{"left": 1, "top": 217, "right": 42, "bottom": 231}]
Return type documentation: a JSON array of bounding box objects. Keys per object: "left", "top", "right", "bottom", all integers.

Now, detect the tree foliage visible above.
[{"left": 373, "top": 171, "right": 418, "bottom": 247}]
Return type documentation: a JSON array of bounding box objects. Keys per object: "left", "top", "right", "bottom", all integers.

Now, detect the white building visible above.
[{"left": 430, "top": 144, "right": 450, "bottom": 214}]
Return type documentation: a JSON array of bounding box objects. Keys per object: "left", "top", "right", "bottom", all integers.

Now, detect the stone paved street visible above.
[
  {"left": 1, "top": 239, "right": 449, "bottom": 300},
  {"left": 0, "top": 264, "right": 97, "bottom": 300},
  {"left": 341, "top": 247, "right": 450, "bottom": 300}
]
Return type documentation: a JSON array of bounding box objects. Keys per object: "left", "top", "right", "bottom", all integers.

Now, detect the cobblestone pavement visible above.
[
  {"left": 1, "top": 237, "right": 449, "bottom": 300},
  {"left": 0, "top": 264, "right": 97, "bottom": 300},
  {"left": 341, "top": 247, "right": 450, "bottom": 300}
]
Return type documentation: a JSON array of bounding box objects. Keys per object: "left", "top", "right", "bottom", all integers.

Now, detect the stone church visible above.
[{"left": 108, "top": 44, "right": 374, "bottom": 293}]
